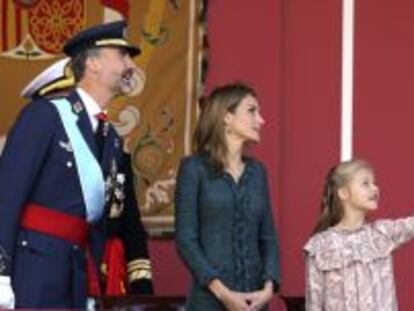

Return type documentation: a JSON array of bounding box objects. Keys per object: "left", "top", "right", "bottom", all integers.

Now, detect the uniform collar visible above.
[
  {"left": 76, "top": 87, "right": 105, "bottom": 118},
  {"left": 76, "top": 87, "right": 107, "bottom": 131}
]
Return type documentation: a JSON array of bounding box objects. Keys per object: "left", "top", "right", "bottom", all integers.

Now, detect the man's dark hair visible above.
[{"left": 71, "top": 48, "right": 101, "bottom": 82}]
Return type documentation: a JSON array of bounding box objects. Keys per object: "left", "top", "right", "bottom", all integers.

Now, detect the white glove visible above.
[
  {"left": 87, "top": 297, "right": 96, "bottom": 311},
  {"left": 0, "top": 276, "right": 15, "bottom": 309}
]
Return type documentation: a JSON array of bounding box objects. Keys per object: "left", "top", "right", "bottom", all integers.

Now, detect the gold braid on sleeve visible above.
[{"left": 127, "top": 259, "right": 152, "bottom": 283}]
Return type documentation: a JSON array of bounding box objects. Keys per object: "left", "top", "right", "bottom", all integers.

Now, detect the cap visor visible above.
[
  {"left": 125, "top": 45, "right": 141, "bottom": 57},
  {"left": 100, "top": 44, "right": 141, "bottom": 57}
]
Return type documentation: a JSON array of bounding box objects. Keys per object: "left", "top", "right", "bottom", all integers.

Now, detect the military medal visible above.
[
  {"left": 105, "top": 160, "right": 125, "bottom": 218},
  {"left": 103, "top": 121, "right": 110, "bottom": 137}
]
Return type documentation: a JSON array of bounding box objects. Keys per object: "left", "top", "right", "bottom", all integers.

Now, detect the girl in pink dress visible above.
[{"left": 304, "top": 159, "right": 414, "bottom": 311}]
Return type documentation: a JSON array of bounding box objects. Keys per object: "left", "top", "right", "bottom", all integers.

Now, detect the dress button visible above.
[
  {"left": 21, "top": 240, "right": 28, "bottom": 247},
  {"left": 67, "top": 161, "right": 73, "bottom": 168}
]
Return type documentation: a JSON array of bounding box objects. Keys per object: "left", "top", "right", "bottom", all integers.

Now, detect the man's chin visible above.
[
  {"left": 121, "top": 70, "right": 146, "bottom": 97},
  {"left": 120, "top": 86, "right": 135, "bottom": 96},
  {"left": 111, "top": 85, "right": 133, "bottom": 98}
]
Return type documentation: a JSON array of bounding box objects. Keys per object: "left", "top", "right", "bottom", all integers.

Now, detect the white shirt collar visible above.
[{"left": 76, "top": 87, "right": 105, "bottom": 131}]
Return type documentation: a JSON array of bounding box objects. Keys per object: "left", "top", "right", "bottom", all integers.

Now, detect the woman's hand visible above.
[
  {"left": 208, "top": 279, "right": 250, "bottom": 311},
  {"left": 245, "top": 281, "right": 274, "bottom": 311},
  {"left": 221, "top": 290, "right": 251, "bottom": 311}
]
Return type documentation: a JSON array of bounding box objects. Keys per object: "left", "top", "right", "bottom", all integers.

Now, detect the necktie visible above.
[{"left": 95, "top": 112, "right": 108, "bottom": 162}]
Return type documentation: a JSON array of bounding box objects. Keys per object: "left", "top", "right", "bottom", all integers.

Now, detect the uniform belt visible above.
[
  {"left": 20, "top": 203, "right": 102, "bottom": 296},
  {"left": 20, "top": 203, "right": 88, "bottom": 248}
]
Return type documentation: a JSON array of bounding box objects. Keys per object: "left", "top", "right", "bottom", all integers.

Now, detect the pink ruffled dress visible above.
[{"left": 304, "top": 217, "right": 414, "bottom": 310}]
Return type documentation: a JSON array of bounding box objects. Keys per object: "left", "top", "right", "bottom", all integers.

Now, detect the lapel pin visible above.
[
  {"left": 73, "top": 101, "right": 83, "bottom": 113},
  {"left": 59, "top": 140, "right": 73, "bottom": 152}
]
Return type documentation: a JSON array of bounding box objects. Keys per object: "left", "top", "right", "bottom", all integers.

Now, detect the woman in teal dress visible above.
[{"left": 175, "top": 83, "right": 280, "bottom": 311}]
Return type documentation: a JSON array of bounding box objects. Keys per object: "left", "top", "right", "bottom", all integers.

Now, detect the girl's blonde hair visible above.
[{"left": 312, "top": 159, "right": 374, "bottom": 234}]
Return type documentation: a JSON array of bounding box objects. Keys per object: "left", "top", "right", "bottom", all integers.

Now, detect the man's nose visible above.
[{"left": 125, "top": 55, "right": 138, "bottom": 69}]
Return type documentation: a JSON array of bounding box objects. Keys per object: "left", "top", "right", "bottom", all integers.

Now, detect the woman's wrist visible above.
[
  {"left": 262, "top": 280, "right": 274, "bottom": 299},
  {"left": 208, "top": 278, "right": 229, "bottom": 301},
  {"left": 264, "top": 280, "right": 273, "bottom": 292}
]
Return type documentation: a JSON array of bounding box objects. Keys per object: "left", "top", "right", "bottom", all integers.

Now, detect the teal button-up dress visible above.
[{"left": 175, "top": 155, "right": 280, "bottom": 310}]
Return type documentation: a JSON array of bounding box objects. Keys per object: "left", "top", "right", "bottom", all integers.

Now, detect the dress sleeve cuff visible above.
[
  {"left": 198, "top": 268, "right": 220, "bottom": 287},
  {"left": 262, "top": 273, "right": 280, "bottom": 293}
]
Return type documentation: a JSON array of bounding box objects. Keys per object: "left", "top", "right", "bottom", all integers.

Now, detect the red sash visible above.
[
  {"left": 103, "top": 237, "right": 127, "bottom": 295},
  {"left": 20, "top": 203, "right": 101, "bottom": 296}
]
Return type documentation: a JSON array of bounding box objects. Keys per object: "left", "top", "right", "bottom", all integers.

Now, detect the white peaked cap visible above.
[{"left": 21, "top": 58, "right": 73, "bottom": 99}]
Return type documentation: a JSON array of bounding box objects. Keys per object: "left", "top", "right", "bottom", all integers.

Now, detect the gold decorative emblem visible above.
[
  {"left": 28, "top": 0, "right": 84, "bottom": 54},
  {"left": 1, "top": 0, "right": 85, "bottom": 59}
]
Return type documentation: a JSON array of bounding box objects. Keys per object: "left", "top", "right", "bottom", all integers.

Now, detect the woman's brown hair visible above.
[
  {"left": 194, "top": 82, "right": 256, "bottom": 171},
  {"left": 312, "top": 159, "right": 374, "bottom": 234}
]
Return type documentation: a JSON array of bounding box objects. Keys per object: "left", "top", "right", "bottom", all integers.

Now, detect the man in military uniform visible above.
[{"left": 0, "top": 21, "right": 153, "bottom": 308}]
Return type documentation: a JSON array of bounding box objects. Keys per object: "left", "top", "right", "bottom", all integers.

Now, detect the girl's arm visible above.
[
  {"left": 374, "top": 216, "right": 414, "bottom": 249},
  {"left": 305, "top": 254, "right": 324, "bottom": 311}
]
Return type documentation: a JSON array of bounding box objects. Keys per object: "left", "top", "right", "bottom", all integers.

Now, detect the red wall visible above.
[
  {"left": 152, "top": 0, "right": 414, "bottom": 309},
  {"left": 279, "top": 0, "right": 342, "bottom": 295},
  {"left": 354, "top": 0, "right": 414, "bottom": 307},
  {"left": 149, "top": 0, "right": 284, "bottom": 305}
]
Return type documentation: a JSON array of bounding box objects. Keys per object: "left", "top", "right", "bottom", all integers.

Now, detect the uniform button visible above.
[
  {"left": 67, "top": 161, "right": 73, "bottom": 168},
  {"left": 73, "top": 245, "right": 79, "bottom": 250},
  {"left": 21, "top": 240, "right": 28, "bottom": 247}
]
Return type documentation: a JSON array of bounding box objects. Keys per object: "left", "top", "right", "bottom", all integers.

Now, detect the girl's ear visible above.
[{"left": 338, "top": 187, "right": 349, "bottom": 201}]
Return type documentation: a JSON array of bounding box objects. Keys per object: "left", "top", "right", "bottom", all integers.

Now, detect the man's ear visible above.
[{"left": 85, "top": 56, "right": 101, "bottom": 73}]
